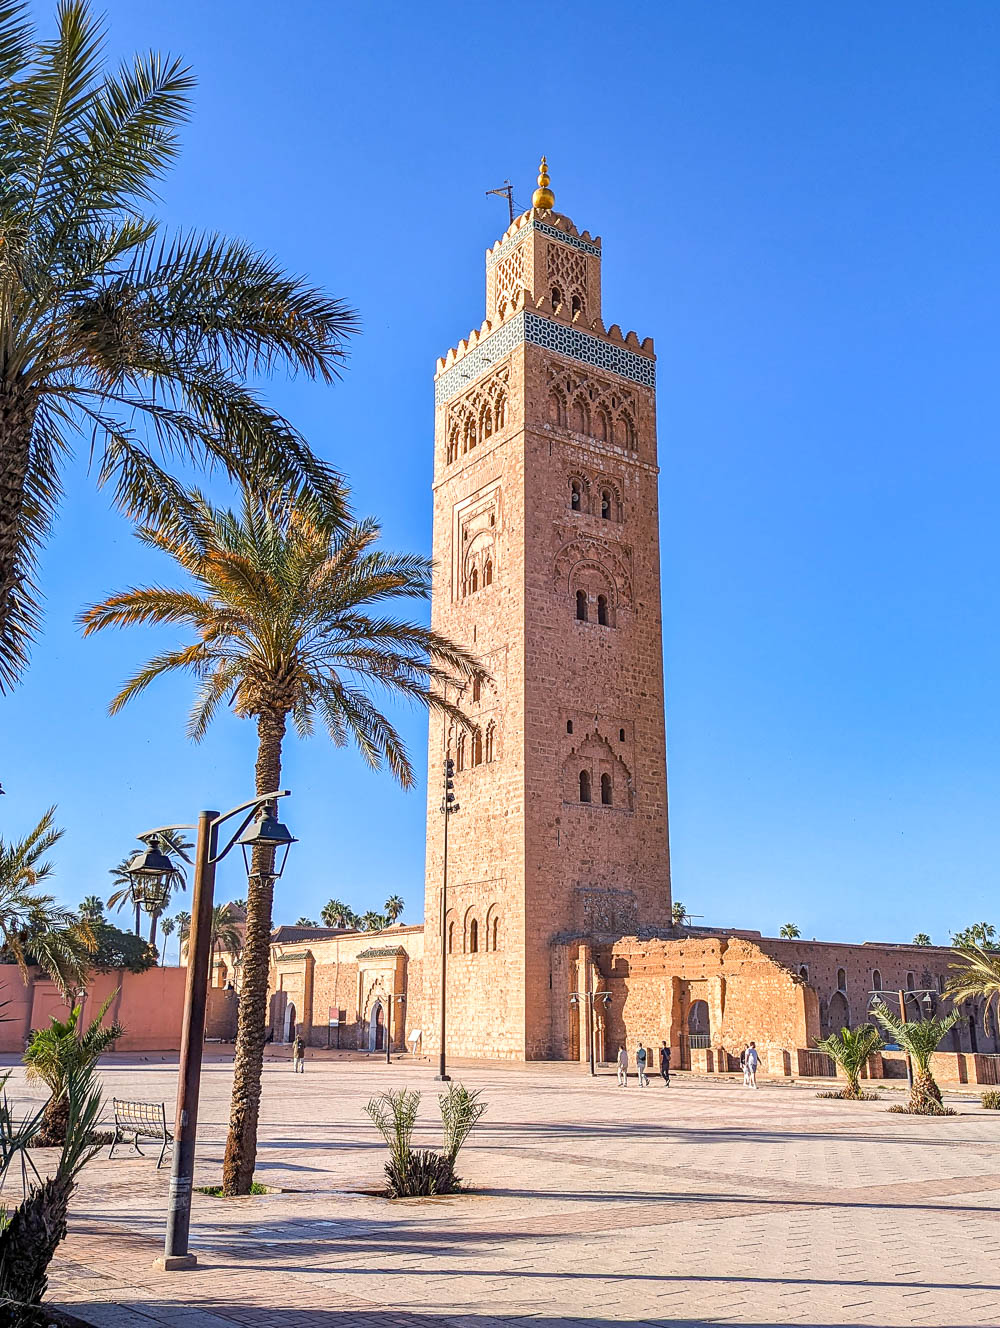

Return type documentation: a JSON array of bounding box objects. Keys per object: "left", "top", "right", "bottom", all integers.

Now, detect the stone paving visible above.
[{"left": 7, "top": 1053, "right": 999, "bottom": 1326}]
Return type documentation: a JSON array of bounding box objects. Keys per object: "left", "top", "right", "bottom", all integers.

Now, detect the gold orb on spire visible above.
[{"left": 532, "top": 155, "right": 555, "bottom": 210}]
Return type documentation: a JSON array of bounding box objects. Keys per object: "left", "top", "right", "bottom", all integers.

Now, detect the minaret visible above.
[{"left": 424, "top": 160, "right": 671, "bottom": 1060}]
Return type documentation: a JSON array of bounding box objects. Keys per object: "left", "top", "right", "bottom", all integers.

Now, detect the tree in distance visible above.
[
  {"left": 295, "top": 917, "right": 317, "bottom": 927},
  {"left": 671, "top": 901, "right": 688, "bottom": 927},
  {"left": 814, "top": 1023, "right": 882, "bottom": 1100},
  {"left": 82, "top": 487, "right": 483, "bottom": 1194},
  {"left": 384, "top": 895, "right": 404, "bottom": 925},
  {"left": 951, "top": 922, "right": 997, "bottom": 950},
  {"left": 320, "top": 900, "right": 358, "bottom": 929},
  {"left": 870, "top": 999, "right": 962, "bottom": 1115},
  {"left": 913, "top": 933, "right": 932, "bottom": 946},
  {"left": 779, "top": 923, "right": 801, "bottom": 939}
]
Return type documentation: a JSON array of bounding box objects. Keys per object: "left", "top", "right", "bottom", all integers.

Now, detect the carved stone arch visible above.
[
  {"left": 614, "top": 409, "right": 636, "bottom": 450},
  {"left": 562, "top": 733, "right": 633, "bottom": 809},
  {"left": 462, "top": 905, "right": 481, "bottom": 954},
  {"left": 595, "top": 474, "right": 624, "bottom": 522},
  {"left": 548, "top": 386, "right": 566, "bottom": 426},
  {"left": 485, "top": 902, "right": 501, "bottom": 952},
  {"left": 568, "top": 472, "right": 590, "bottom": 513},
  {"left": 463, "top": 412, "right": 478, "bottom": 452},
  {"left": 480, "top": 399, "right": 494, "bottom": 441},
  {"left": 595, "top": 405, "right": 612, "bottom": 443},
  {"left": 569, "top": 394, "right": 590, "bottom": 435},
  {"left": 555, "top": 536, "right": 633, "bottom": 607}
]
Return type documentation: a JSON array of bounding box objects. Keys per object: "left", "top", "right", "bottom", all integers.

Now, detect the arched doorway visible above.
[
  {"left": 825, "top": 990, "right": 850, "bottom": 1037},
  {"left": 369, "top": 1000, "right": 385, "bottom": 1052},
  {"left": 688, "top": 1000, "right": 710, "bottom": 1049},
  {"left": 283, "top": 1001, "right": 296, "bottom": 1043}
]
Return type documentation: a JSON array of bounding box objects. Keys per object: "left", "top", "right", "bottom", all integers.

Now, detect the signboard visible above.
[{"left": 328, "top": 1007, "right": 340, "bottom": 1026}]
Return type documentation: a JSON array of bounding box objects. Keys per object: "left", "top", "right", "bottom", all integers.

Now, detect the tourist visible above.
[
  {"left": 635, "top": 1042, "right": 648, "bottom": 1087},
  {"left": 616, "top": 1043, "right": 629, "bottom": 1086},
  {"left": 292, "top": 1034, "right": 306, "bottom": 1073},
  {"left": 659, "top": 1040, "right": 671, "bottom": 1085},
  {"left": 744, "top": 1041, "right": 759, "bottom": 1089}
]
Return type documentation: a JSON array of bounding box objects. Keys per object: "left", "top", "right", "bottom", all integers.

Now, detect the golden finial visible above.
[{"left": 532, "top": 155, "right": 555, "bottom": 210}]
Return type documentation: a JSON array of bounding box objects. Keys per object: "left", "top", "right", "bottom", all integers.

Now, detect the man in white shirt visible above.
[{"left": 616, "top": 1044, "right": 628, "bottom": 1087}]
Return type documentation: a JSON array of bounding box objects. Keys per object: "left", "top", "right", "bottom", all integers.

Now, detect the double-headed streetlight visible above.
[
  {"left": 124, "top": 791, "right": 296, "bottom": 1272},
  {"left": 569, "top": 989, "right": 612, "bottom": 1076},
  {"left": 436, "top": 755, "right": 459, "bottom": 1082},
  {"left": 867, "top": 987, "right": 935, "bottom": 1091}
]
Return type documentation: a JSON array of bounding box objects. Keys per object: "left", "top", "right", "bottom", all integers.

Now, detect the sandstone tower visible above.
[{"left": 424, "top": 160, "right": 672, "bottom": 1059}]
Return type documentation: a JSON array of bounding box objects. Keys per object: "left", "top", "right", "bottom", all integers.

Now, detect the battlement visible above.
[{"left": 485, "top": 208, "right": 602, "bottom": 264}]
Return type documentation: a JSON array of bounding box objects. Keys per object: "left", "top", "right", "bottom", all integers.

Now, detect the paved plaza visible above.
[{"left": 11, "top": 1053, "right": 1000, "bottom": 1327}]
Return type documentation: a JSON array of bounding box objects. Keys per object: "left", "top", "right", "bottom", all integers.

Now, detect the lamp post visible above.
[
  {"left": 569, "top": 990, "right": 612, "bottom": 1076},
  {"left": 437, "top": 755, "right": 459, "bottom": 1082},
  {"left": 386, "top": 992, "right": 406, "bottom": 1065},
  {"left": 130, "top": 791, "right": 296, "bottom": 1273}
]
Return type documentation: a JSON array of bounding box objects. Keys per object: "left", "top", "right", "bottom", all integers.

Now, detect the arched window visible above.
[
  {"left": 551, "top": 286, "right": 562, "bottom": 307},
  {"left": 906, "top": 971, "right": 915, "bottom": 991},
  {"left": 596, "top": 408, "right": 611, "bottom": 443},
  {"left": 571, "top": 293, "right": 582, "bottom": 316},
  {"left": 570, "top": 478, "right": 582, "bottom": 511},
  {"left": 549, "top": 390, "right": 565, "bottom": 426},
  {"left": 481, "top": 407, "right": 493, "bottom": 440},
  {"left": 495, "top": 393, "right": 507, "bottom": 431},
  {"left": 601, "top": 773, "right": 612, "bottom": 806},
  {"left": 471, "top": 677, "right": 481, "bottom": 703},
  {"left": 484, "top": 559, "right": 493, "bottom": 586},
  {"left": 597, "top": 594, "right": 609, "bottom": 626},
  {"left": 837, "top": 968, "right": 847, "bottom": 991},
  {"left": 601, "top": 489, "right": 612, "bottom": 519},
  {"left": 469, "top": 918, "right": 479, "bottom": 954},
  {"left": 485, "top": 723, "right": 495, "bottom": 762},
  {"left": 579, "top": 769, "right": 592, "bottom": 803},
  {"left": 799, "top": 965, "right": 809, "bottom": 981},
  {"left": 567, "top": 720, "right": 574, "bottom": 734},
  {"left": 576, "top": 589, "right": 588, "bottom": 621},
  {"left": 448, "top": 920, "right": 454, "bottom": 953},
  {"left": 469, "top": 566, "right": 478, "bottom": 594},
  {"left": 472, "top": 729, "right": 483, "bottom": 766},
  {"left": 448, "top": 429, "right": 459, "bottom": 464},
  {"left": 456, "top": 734, "right": 466, "bottom": 772},
  {"left": 464, "top": 416, "right": 477, "bottom": 452},
  {"left": 571, "top": 398, "right": 588, "bottom": 433},
  {"left": 616, "top": 413, "right": 635, "bottom": 449},
  {"left": 492, "top": 916, "right": 499, "bottom": 951},
  {"left": 872, "top": 969, "right": 883, "bottom": 992}
]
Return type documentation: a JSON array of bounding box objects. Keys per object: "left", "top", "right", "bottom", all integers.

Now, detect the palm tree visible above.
[
  {"left": 384, "top": 895, "right": 404, "bottom": 926},
  {"left": 671, "top": 901, "right": 688, "bottom": 927},
  {"left": 173, "top": 910, "right": 191, "bottom": 964},
  {"left": 779, "top": 923, "right": 801, "bottom": 939},
  {"left": 321, "top": 899, "right": 358, "bottom": 929},
  {"left": 951, "top": 922, "right": 997, "bottom": 950},
  {"left": 78, "top": 895, "right": 104, "bottom": 923},
  {"left": 947, "top": 945, "right": 1000, "bottom": 1033},
  {"left": 870, "top": 999, "right": 963, "bottom": 1114},
  {"left": 0, "top": 807, "right": 90, "bottom": 981},
  {"left": 106, "top": 829, "right": 191, "bottom": 944},
  {"left": 159, "top": 914, "right": 176, "bottom": 964},
  {"left": 81, "top": 486, "right": 480, "bottom": 1194},
  {"left": 24, "top": 993, "right": 122, "bottom": 1144},
  {"left": 360, "top": 911, "right": 386, "bottom": 933},
  {"left": 913, "top": 933, "right": 932, "bottom": 947},
  {"left": 0, "top": 0, "right": 358, "bottom": 691},
  {"left": 814, "top": 1023, "right": 882, "bottom": 1100},
  {"left": 295, "top": 917, "right": 317, "bottom": 927}
]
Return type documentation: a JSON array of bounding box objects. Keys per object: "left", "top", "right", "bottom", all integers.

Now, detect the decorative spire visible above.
[{"left": 532, "top": 155, "right": 555, "bottom": 210}]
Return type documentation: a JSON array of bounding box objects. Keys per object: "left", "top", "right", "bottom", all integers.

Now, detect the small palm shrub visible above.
[
  {"left": 0, "top": 1067, "right": 104, "bottom": 1325},
  {"left": 366, "top": 1084, "right": 486, "bottom": 1197},
  {"left": 981, "top": 1090, "right": 1000, "bottom": 1110},
  {"left": 871, "top": 999, "right": 962, "bottom": 1116},
  {"left": 813, "top": 1023, "right": 882, "bottom": 1100},
  {"left": 24, "top": 994, "right": 122, "bottom": 1145}
]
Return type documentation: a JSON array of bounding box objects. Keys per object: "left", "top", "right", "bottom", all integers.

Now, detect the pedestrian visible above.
[
  {"left": 616, "top": 1043, "right": 629, "bottom": 1087},
  {"left": 744, "top": 1041, "right": 759, "bottom": 1089},
  {"left": 636, "top": 1042, "right": 648, "bottom": 1087},
  {"left": 659, "top": 1040, "right": 671, "bottom": 1085},
  {"left": 740, "top": 1045, "right": 749, "bottom": 1086},
  {"left": 292, "top": 1033, "right": 305, "bottom": 1074}
]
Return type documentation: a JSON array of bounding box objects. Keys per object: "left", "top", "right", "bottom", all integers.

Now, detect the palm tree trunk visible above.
[
  {"left": 149, "top": 911, "right": 158, "bottom": 952},
  {"left": 134, "top": 901, "right": 141, "bottom": 936},
  {"left": 0, "top": 387, "right": 35, "bottom": 685},
  {"left": 222, "top": 708, "right": 285, "bottom": 1196}
]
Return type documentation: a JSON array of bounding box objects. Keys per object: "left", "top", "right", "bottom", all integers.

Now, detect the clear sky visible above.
[{"left": 5, "top": 1, "right": 999, "bottom": 947}]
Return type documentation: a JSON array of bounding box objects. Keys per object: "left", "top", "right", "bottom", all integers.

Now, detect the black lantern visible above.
[
  {"left": 126, "top": 837, "right": 178, "bottom": 913},
  {"left": 238, "top": 806, "right": 297, "bottom": 879}
]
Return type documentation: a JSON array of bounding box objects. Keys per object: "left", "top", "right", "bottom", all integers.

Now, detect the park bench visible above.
[{"left": 108, "top": 1099, "right": 173, "bottom": 1169}]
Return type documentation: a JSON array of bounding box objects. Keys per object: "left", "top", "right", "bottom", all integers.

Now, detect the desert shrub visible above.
[
  {"left": 888, "top": 1101, "right": 956, "bottom": 1116},
  {"left": 980, "top": 1090, "right": 1000, "bottom": 1110},
  {"left": 816, "top": 1088, "right": 880, "bottom": 1101}
]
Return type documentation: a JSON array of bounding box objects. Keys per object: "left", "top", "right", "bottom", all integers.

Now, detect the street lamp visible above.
[
  {"left": 134, "top": 789, "right": 294, "bottom": 1273},
  {"left": 436, "top": 754, "right": 459, "bottom": 1083},
  {"left": 569, "top": 990, "right": 612, "bottom": 1076},
  {"left": 125, "top": 836, "right": 181, "bottom": 915},
  {"left": 868, "top": 986, "right": 939, "bottom": 1092}
]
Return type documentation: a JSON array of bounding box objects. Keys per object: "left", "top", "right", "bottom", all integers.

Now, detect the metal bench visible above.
[{"left": 109, "top": 1098, "right": 173, "bottom": 1169}]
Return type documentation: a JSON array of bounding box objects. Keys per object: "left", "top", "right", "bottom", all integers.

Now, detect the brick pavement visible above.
[{"left": 4, "top": 1054, "right": 997, "bottom": 1326}]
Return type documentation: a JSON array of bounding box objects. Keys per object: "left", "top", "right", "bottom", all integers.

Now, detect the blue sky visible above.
[{"left": 5, "top": 1, "right": 999, "bottom": 946}]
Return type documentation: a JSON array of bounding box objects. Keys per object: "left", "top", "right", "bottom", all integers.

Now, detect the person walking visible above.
[
  {"left": 659, "top": 1040, "right": 671, "bottom": 1085},
  {"left": 740, "top": 1045, "right": 750, "bottom": 1087},
  {"left": 744, "top": 1041, "right": 759, "bottom": 1089},
  {"left": 292, "top": 1034, "right": 306, "bottom": 1074},
  {"left": 636, "top": 1042, "right": 648, "bottom": 1087},
  {"left": 616, "top": 1043, "right": 629, "bottom": 1087}
]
